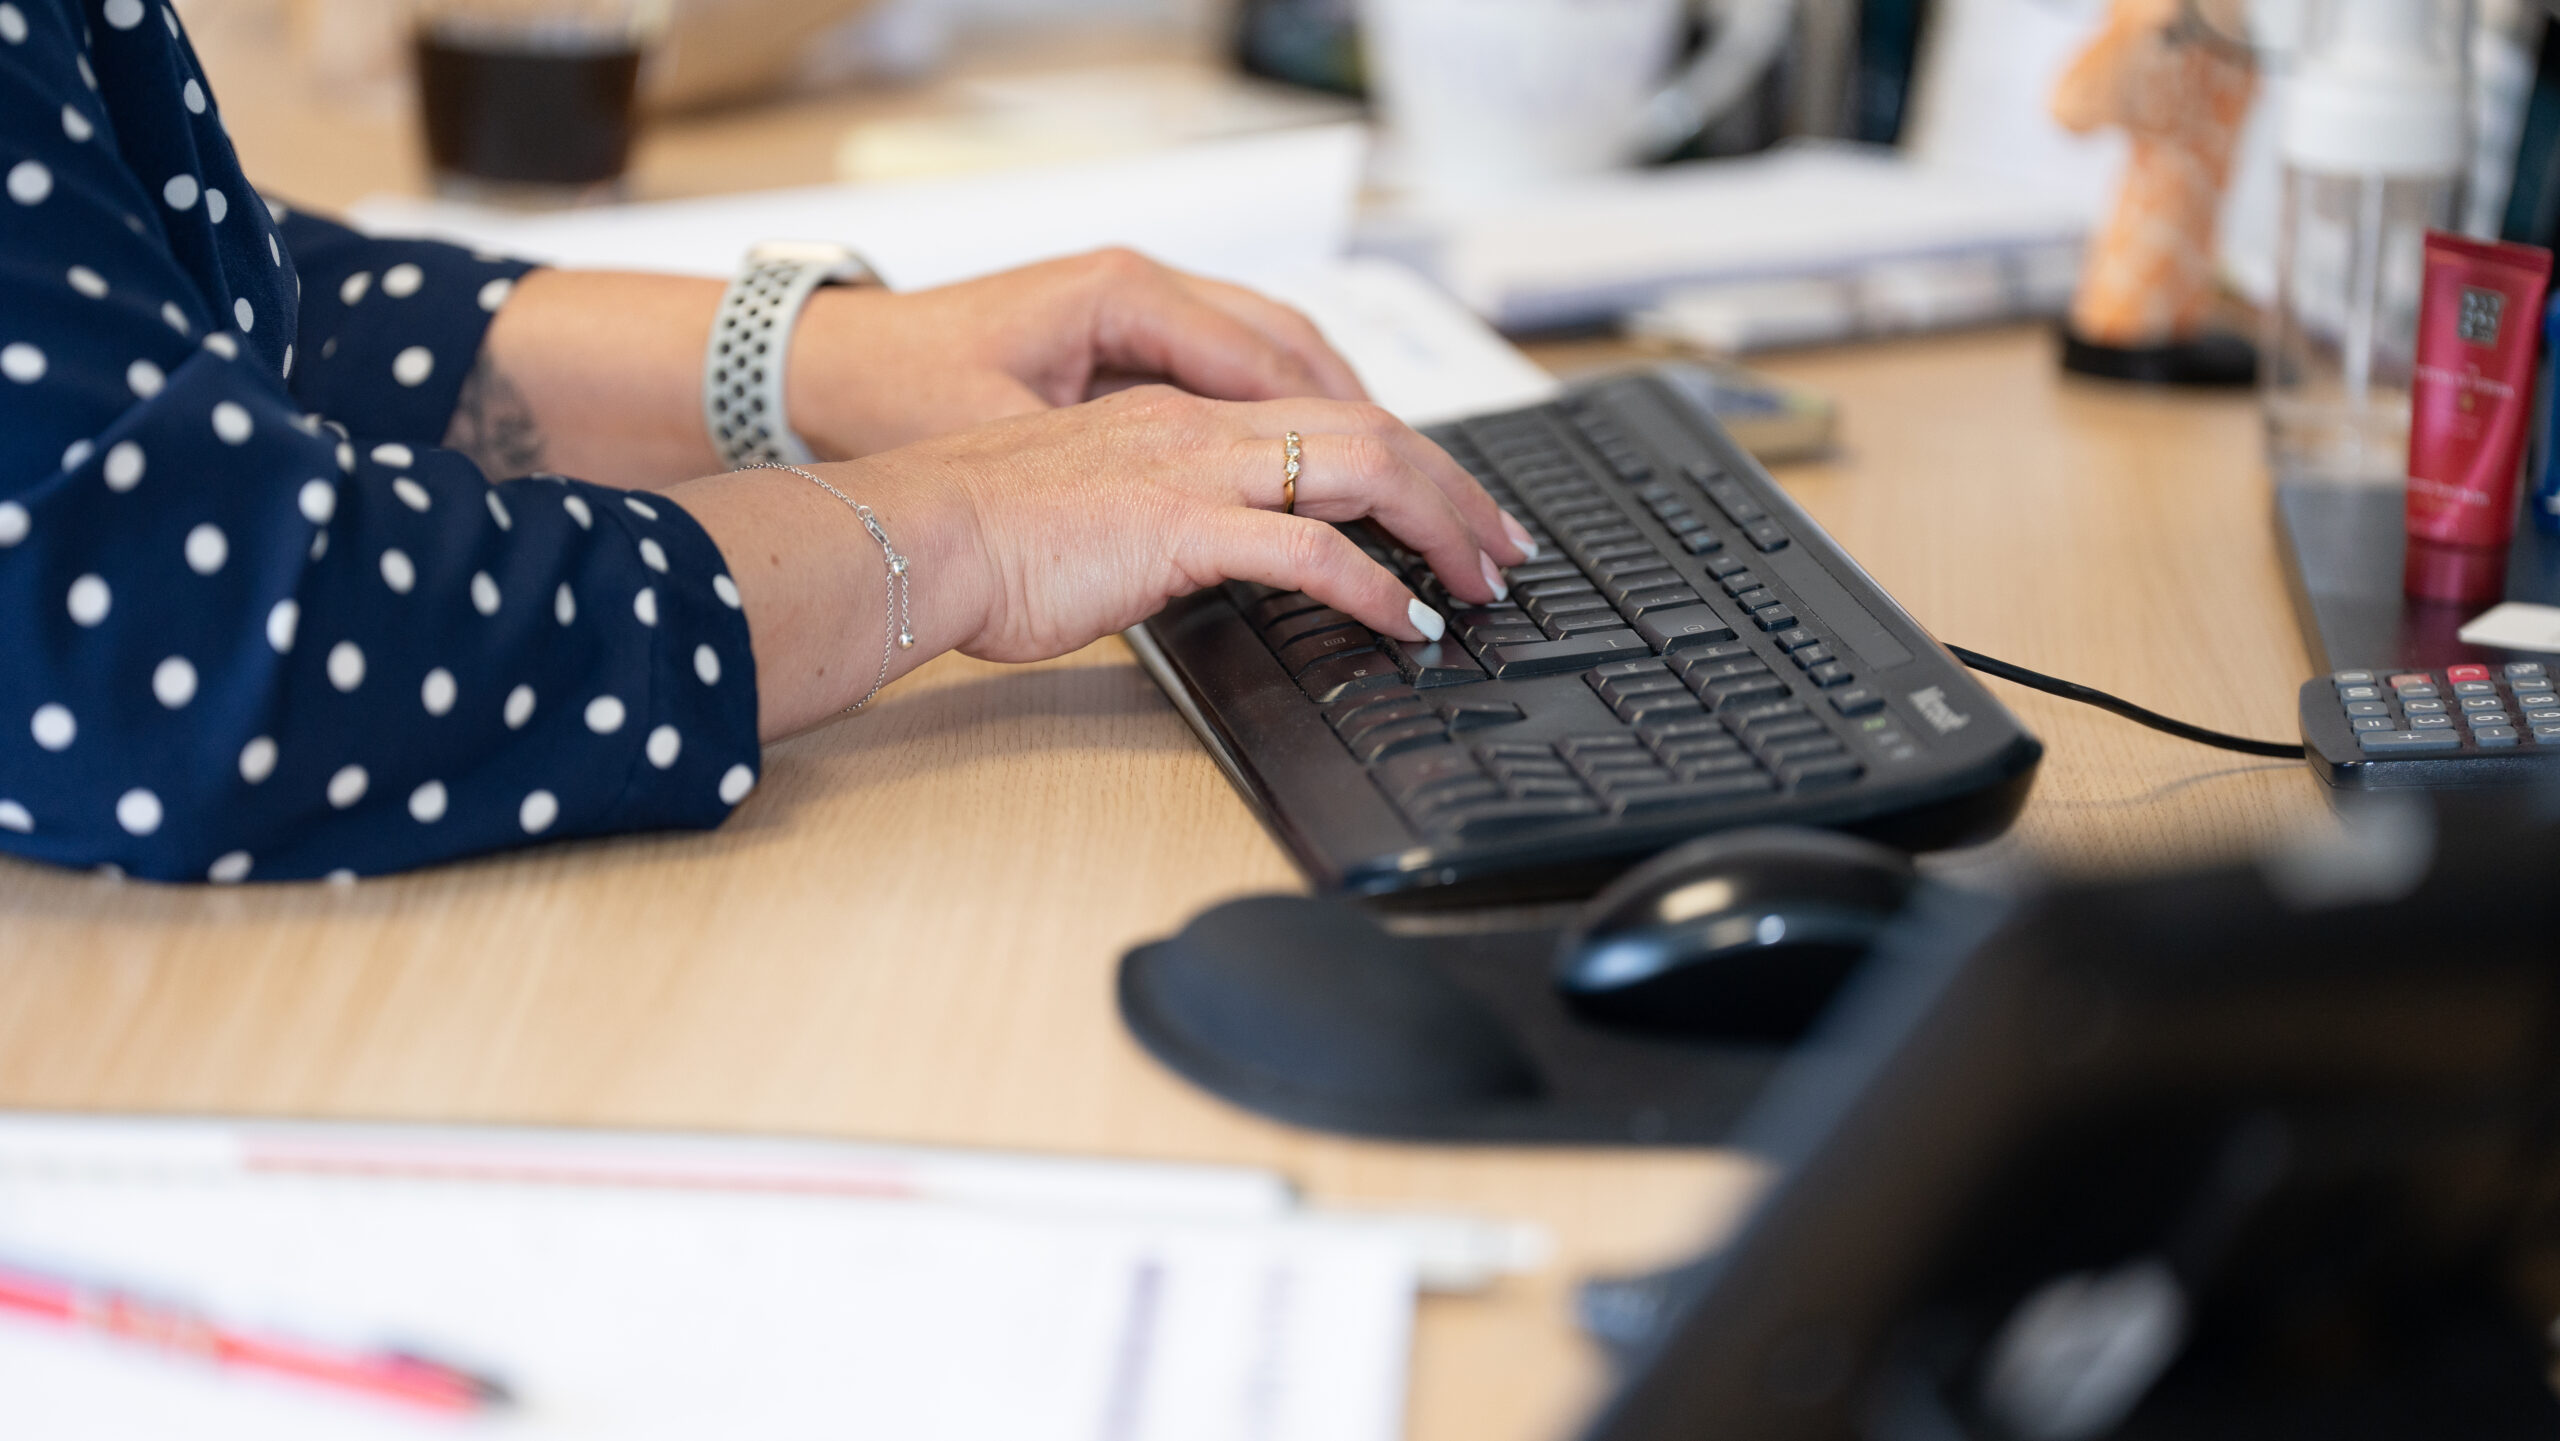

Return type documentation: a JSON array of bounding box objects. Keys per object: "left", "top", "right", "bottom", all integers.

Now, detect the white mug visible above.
[{"left": 1360, "top": 0, "right": 1686, "bottom": 195}]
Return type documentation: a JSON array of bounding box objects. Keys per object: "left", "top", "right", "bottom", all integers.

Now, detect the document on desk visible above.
[
  {"left": 0, "top": 1114, "right": 1417, "bottom": 1441},
  {"left": 346, "top": 126, "right": 1560, "bottom": 429}
]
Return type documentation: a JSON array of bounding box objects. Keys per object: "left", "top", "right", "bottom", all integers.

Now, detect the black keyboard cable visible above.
[{"left": 1948, "top": 645, "right": 2307, "bottom": 761}]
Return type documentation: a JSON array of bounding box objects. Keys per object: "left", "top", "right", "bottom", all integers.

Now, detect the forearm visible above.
[
  {"left": 667, "top": 461, "right": 990, "bottom": 738},
  {"left": 455, "top": 268, "right": 729, "bottom": 487}
]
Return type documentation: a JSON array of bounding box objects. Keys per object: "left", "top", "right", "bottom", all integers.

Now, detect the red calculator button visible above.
[
  {"left": 2389, "top": 673, "right": 2433, "bottom": 690},
  {"left": 2447, "top": 664, "right": 2490, "bottom": 682}
]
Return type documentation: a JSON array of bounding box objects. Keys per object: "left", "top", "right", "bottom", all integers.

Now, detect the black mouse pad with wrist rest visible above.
[{"left": 1118, "top": 895, "right": 1787, "bottom": 1145}]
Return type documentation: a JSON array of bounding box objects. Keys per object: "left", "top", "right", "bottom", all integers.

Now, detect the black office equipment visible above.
[
  {"left": 1126, "top": 366, "right": 2043, "bottom": 905},
  {"left": 2300, "top": 660, "right": 2560, "bottom": 787},
  {"left": 1554, "top": 828, "right": 1916, "bottom": 1040},
  {"left": 1119, "top": 888, "right": 1789, "bottom": 1145},
  {"left": 1578, "top": 796, "right": 2560, "bottom": 1441}
]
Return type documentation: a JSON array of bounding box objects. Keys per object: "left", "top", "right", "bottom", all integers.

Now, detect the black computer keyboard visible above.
[
  {"left": 1126, "top": 366, "right": 2044, "bottom": 903},
  {"left": 2302, "top": 662, "right": 2560, "bottom": 788}
]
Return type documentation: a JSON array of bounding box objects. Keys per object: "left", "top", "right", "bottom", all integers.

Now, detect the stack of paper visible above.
[{"left": 0, "top": 1115, "right": 1444, "bottom": 1440}]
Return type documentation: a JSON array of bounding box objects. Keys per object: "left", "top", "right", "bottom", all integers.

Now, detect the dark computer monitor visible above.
[{"left": 1581, "top": 792, "right": 2560, "bottom": 1441}]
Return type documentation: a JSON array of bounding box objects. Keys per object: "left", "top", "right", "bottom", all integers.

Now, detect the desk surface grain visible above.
[{"left": 0, "top": 30, "right": 2332, "bottom": 1441}]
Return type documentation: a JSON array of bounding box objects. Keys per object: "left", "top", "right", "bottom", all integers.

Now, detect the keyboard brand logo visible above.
[{"left": 1910, "top": 686, "right": 1971, "bottom": 735}]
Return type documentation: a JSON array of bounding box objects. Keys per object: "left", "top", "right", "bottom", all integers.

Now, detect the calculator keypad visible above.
[{"left": 2331, "top": 664, "right": 2557, "bottom": 756}]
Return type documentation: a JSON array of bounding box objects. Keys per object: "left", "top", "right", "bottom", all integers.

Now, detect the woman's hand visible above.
[
  {"left": 670, "top": 386, "right": 1539, "bottom": 736},
  {"left": 785, "top": 249, "right": 1370, "bottom": 457}
]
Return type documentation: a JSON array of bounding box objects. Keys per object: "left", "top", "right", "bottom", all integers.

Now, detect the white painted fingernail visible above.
[
  {"left": 1501, "top": 511, "right": 1540, "bottom": 560},
  {"left": 1479, "top": 551, "right": 1508, "bottom": 602},
  {"left": 1408, "top": 597, "right": 1446, "bottom": 642}
]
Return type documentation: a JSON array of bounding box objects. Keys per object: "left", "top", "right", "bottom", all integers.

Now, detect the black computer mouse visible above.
[{"left": 1555, "top": 828, "right": 1918, "bottom": 1040}]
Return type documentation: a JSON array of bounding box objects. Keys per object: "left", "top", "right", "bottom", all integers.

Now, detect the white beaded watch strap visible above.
[{"left": 704, "top": 244, "right": 881, "bottom": 472}]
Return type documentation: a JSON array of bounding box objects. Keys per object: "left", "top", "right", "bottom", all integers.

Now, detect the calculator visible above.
[{"left": 2300, "top": 662, "right": 2560, "bottom": 789}]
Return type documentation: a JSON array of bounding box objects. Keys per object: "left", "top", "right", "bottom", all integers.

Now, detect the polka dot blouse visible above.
[{"left": 0, "top": 0, "right": 760, "bottom": 883}]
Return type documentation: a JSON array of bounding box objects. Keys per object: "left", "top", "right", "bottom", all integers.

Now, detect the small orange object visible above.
[{"left": 2050, "top": 0, "right": 2256, "bottom": 350}]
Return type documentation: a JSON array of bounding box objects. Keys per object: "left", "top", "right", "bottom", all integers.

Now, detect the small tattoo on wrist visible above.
[{"left": 443, "top": 353, "right": 545, "bottom": 479}]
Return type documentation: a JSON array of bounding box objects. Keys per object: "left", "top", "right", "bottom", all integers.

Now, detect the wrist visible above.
[{"left": 780, "top": 286, "right": 893, "bottom": 460}]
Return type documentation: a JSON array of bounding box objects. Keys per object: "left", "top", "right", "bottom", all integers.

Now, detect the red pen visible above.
[{"left": 0, "top": 1257, "right": 513, "bottom": 1414}]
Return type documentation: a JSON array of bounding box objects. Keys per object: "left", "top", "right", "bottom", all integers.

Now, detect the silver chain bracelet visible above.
[{"left": 745, "top": 461, "right": 913, "bottom": 713}]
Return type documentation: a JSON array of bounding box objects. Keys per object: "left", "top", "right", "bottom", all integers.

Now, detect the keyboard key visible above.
[
  {"left": 1753, "top": 608, "right": 1801, "bottom": 632},
  {"left": 2527, "top": 708, "right": 2560, "bottom": 725},
  {"left": 1806, "top": 662, "right": 1855, "bottom": 688},
  {"left": 1730, "top": 587, "right": 1780, "bottom": 612},
  {"left": 1332, "top": 696, "right": 1434, "bottom": 740},
  {"left": 1298, "top": 652, "right": 1404, "bottom": 703},
  {"left": 1635, "top": 605, "right": 1741, "bottom": 653},
  {"left": 2466, "top": 712, "right": 2511, "bottom": 728},
  {"left": 1555, "top": 612, "right": 1641, "bottom": 636},
  {"left": 2331, "top": 669, "right": 2377, "bottom": 685},
  {"left": 2396, "top": 684, "right": 2440, "bottom": 700},
  {"left": 1352, "top": 716, "right": 1453, "bottom": 763},
  {"left": 1525, "top": 594, "right": 1614, "bottom": 626},
  {"left": 1761, "top": 734, "right": 1845, "bottom": 762},
  {"left": 1277, "top": 628, "right": 1378, "bottom": 676},
  {"left": 1688, "top": 657, "right": 1772, "bottom": 684},
  {"left": 2447, "top": 664, "right": 2491, "bottom": 682},
  {"left": 1266, "top": 608, "right": 1360, "bottom": 648},
  {"left": 1519, "top": 580, "right": 1600, "bottom": 605},
  {"left": 1829, "top": 687, "right": 1886, "bottom": 717},
  {"left": 1617, "top": 691, "right": 1706, "bottom": 723},
  {"left": 2475, "top": 726, "right": 2520, "bottom": 746},
  {"left": 1770, "top": 628, "right": 1819, "bottom": 652},
  {"left": 1590, "top": 762, "right": 1678, "bottom": 790},
  {"left": 2513, "top": 677, "right": 2555, "bottom": 695},
  {"left": 2388, "top": 673, "right": 2432, "bottom": 690},
  {"left": 2358, "top": 729, "right": 2460, "bottom": 751},
  {"left": 1702, "top": 553, "right": 1750, "bottom": 579},
  {"left": 1509, "top": 777, "right": 1594, "bottom": 800},
  {"left": 1431, "top": 797, "right": 1605, "bottom": 838},
  {"left": 2335, "top": 684, "right": 2382, "bottom": 702},
  {"left": 1779, "top": 755, "right": 1865, "bottom": 789},
  {"left": 1746, "top": 520, "right": 1791, "bottom": 552},
  {"left": 2404, "top": 699, "right": 2447, "bottom": 715},
  {"left": 1703, "top": 674, "right": 1790, "bottom": 708},
  {"left": 1719, "top": 572, "right": 1763, "bottom": 597},
  {"left": 1372, "top": 746, "right": 1484, "bottom": 799},
  {"left": 1674, "top": 754, "right": 1764, "bottom": 782},
  {"left": 1639, "top": 716, "right": 1728, "bottom": 746},
  {"left": 2460, "top": 694, "right": 2504, "bottom": 711},
  {"left": 1245, "top": 591, "right": 1327, "bottom": 629},
  {"left": 2506, "top": 662, "right": 2548, "bottom": 678},
  {"left": 2350, "top": 716, "right": 2394, "bottom": 732},
  {"left": 2343, "top": 701, "right": 2389, "bottom": 717},
  {"left": 1468, "top": 624, "right": 1544, "bottom": 650},
  {"left": 1621, "top": 586, "right": 1706, "bottom": 616},
  {"left": 1595, "top": 554, "right": 1676, "bottom": 581},
  {"left": 1726, "top": 699, "right": 1810, "bottom": 730},
  {"left": 1440, "top": 699, "right": 1526, "bottom": 730},
  {"left": 2454, "top": 681, "right": 2498, "bottom": 697},
  {"left": 1504, "top": 561, "right": 1585, "bottom": 585},
  {"left": 2409, "top": 714, "right": 2456, "bottom": 730},
  {"left": 1483, "top": 631, "right": 1650, "bottom": 676},
  {"left": 1592, "top": 657, "right": 1669, "bottom": 682},
  {"left": 1376, "top": 636, "right": 1489, "bottom": 689},
  {"left": 1790, "top": 645, "right": 1835, "bottom": 669},
  {"left": 1592, "top": 672, "right": 1687, "bottom": 703},
  {"left": 1668, "top": 643, "right": 1758, "bottom": 678},
  {"left": 1559, "top": 733, "right": 1642, "bottom": 758},
  {"left": 1581, "top": 540, "right": 1657, "bottom": 564},
  {"left": 1610, "top": 775, "right": 1776, "bottom": 812}
]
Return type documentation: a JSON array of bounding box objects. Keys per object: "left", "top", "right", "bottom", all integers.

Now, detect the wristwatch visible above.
[{"left": 703, "top": 240, "right": 884, "bottom": 471}]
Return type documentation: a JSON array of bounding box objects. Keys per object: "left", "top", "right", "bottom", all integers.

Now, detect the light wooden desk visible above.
[{"left": 0, "top": 25, "right": 2335, "bottom": 1441}]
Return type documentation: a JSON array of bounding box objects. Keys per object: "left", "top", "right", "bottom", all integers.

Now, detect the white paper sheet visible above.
[
  {"left": 350, "top": 124, "right": 1371, "bottom": 291},
  {"left": 0, "top": 1116, "right": 1417, "bottom": 1441}
]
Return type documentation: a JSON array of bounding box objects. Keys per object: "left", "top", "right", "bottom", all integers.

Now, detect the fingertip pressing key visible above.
[
  {"left": 1501, "top": 511, "right": 1540, "bottom": 561},
  {"left": 1409, "top": 597, "right": 1447, "bottom": 642},
  {"left": 1479, "top": 552, "right": 1509, "bottom": 602}
]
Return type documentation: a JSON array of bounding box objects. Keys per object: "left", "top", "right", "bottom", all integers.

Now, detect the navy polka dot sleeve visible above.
[{"left": 0, "top": 0, "right": 762, "bottom": 883}]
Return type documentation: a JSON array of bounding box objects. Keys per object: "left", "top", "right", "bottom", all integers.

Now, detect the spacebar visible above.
[{"left": 1482, "top": 631, "right": 1651, "bottom": 677}]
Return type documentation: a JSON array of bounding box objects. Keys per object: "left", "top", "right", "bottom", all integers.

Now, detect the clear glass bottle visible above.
[{"left": 2263, "top": 0, "right": 2469, "bottom": 485}]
